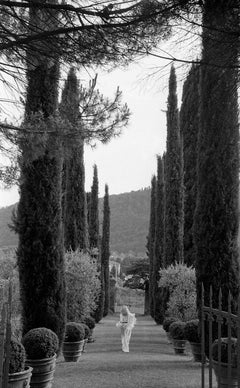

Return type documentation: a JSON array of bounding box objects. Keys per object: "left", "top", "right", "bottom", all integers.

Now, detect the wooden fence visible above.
[
  {"left": 201, "top": 285, "right": 240, "bottom": 388},
  {"left": 0, "top": 281, "right": 12, "bottom": 387}
]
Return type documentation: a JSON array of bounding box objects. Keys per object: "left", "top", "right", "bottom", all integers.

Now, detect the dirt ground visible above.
[{"left": 53, "top": 314, "right": 216, "bottom": 388}]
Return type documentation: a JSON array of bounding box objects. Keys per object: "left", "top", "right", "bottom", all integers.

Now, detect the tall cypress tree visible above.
[
  {"left": 147, "top": 175, "right": 157, "bottom": 318},
  {"left": 17, "top": 1, "right": 65, "bottom": 345},
  {"left": 101, "top": 184, "right": 110, "bottom": 317},
  {"left": 60, "top": 67, "right": 88, "bottom": 251},
  {"left": 89, "top": 164, "right": 99, "bottom": 251},
  {"left": 194, "top": 1, "right": 239, "bottom": 317},
  {"left": 180, "top": 64, "right": 200, "bottom": 267},
  {"left": 164, "top": 65, "right": 184, "bottom": 266},
  {"left": 153, "top": 156, "right": 165, "bottom": 323}
]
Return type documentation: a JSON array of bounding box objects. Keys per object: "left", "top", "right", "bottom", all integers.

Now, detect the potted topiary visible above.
[
  {"left": 162, "top": 317, "right": 177, "bottom": 343},
  {"left": 62, "top": 322, "right": 85, "bottom": 362},
  {"left": 8, "top": 338, "right": 32, "bottom": 388},
  {"left": 81, "top": 323, "right": 91, "bottom": 352},
  {"left": 184, "top": 319, "right": 202, "bottom": 362},
  {"left": 22, "top": 327, "right": 59, "bottom": 388},
  {"left": 80, "top": 316, "right": 96, "bottom": 343},
  {"left": 169, "top": 321, "right": 187, "bottom": 354},
  {"left": 212, "top": 337, "right": 238, "bottom": 388}
]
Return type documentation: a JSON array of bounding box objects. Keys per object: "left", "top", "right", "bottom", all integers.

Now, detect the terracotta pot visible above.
[
  {"left": 8, "top": 366, "right": 32, "bottom": 388},
  {"left": 25, "top": 354, "right": 56, "bottom": 388},
  {"left": 62, "top": 340, "right": 84, "bottom": 362},
  {"left": 173, "top": 339, "right": 186, "bottom": 354},
  {"left": 190, "top": 342, "right": 202, "bottom": 362},
  {"left": 212, "top": 360, "right": 238, "bottom": 388}
]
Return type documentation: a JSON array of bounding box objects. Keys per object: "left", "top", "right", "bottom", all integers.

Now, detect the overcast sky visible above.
[{"left": 0, "top": 54, "right": 186, "bottom": 207}]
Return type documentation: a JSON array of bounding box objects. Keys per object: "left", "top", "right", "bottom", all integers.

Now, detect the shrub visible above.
[
  {"left": 64, "top": 322, "right": 85, "bottom": 342},
  {"left": 212, "top": 337, "right": 238, "bottom": 367},
  {"left": 81, "top": 323, "right": 91, "bottom": 339},
  {"left": 163, "top": 317, "right": 177, "bottom": 332},
  {"left": 159, "top": 263, "right": 197, "bottom": 321},
  {"left": 169, "top": 321, "right": 186, "bottom": 340},
  {"left": 184, "top": 319, "right": 200, "bottom": 343},
  {"left": 9, "top": 338, "right": 26, "bottom": 374},
  {"left": 22, "top": 328, "right": 59, "bottom": 359},
  {"left": 81, "top": 316, "right": 96, "bottom": 331},
  {"left": 66, "top": 250, "right": 101, "bottom": 321}
]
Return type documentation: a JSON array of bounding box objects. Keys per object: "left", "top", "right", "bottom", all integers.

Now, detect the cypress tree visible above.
[
  {"left": 164, "top": 65, "right": 184, "bottom": 266},
  {"left": 147, "top": 175, "right": 157, "bottom": 317},
  {"left": 60, "top": 67, "right": 88, "bottom": 251},
  {"left": 194, "top": 1, "right": 239, "bottom": 317},
  {"left": 180, "top": 64, "right": 200, "bottom": 267},
  {"left": 101, "top": 184, "right": 110, "bottom": 317},
  {"left": 89, "top": 164, "right": 99, "bottom": 251},
  {"left": 17, "top": 2, "right": 65, "bottom": 345},
  {"left": 153, "top": 156, "right": 165, "bottom": 323}
]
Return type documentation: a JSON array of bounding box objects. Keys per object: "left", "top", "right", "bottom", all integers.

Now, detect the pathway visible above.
[{"left": 53, "top": 314, "right": 216, "bottom": 388}]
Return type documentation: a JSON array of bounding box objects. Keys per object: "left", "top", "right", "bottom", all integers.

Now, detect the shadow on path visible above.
[{"left": 53, "top": 314, "right": 216, "bottom": 388}]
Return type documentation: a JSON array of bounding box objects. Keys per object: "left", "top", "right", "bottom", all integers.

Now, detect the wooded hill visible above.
[{"left": 0, "top": 188, "right": 150, "bottom": 254}]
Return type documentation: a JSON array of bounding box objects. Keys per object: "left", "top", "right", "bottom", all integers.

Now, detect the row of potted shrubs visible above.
[
  {"left": 163, "top": 317, "right": 239, "bottom": 367},
  {"left": 8, "top": 317, "right": 96, "bottom": 387}
]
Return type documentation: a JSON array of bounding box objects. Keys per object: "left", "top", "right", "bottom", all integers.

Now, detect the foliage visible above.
[
  {"left": 163, "top": 317, "right": 178, "bottom": 333},
  {"left": 194, "top": 0, "right": 240, "bottom": 322},
  {"left": 88, "top": 165, "right": 99, "bottom": 249},
  {"left": 169, "top": 321, "right": 186, "bottom": 340},
  {"left": 164, "top": 66, "right": 184, "bottom": 265},
  {"left": 60, "top": 68, "right": 88, "bottom": 251},
  {"left": 212, "top": 338, "right": 238, "bottom": 367},
  {"left": 101, "top": 184, "right": 110, "bottom": 317},
  {"left": 159, "top": 263, "right": 197, "bottom": 321},
  {"left": 80, "top": 316, "right": 96, "bottom": 331},
  {"left": 153, "top": 155, "right": 165, "bottom": 323},
  {"left": 64, "top": 322, "right": 85, "bottom": 342},
  {"left": 147, "top": 175, "right": 157, "bottom": 318},
  {"left": 180, "top": 64, "right": 200, "bottom": 266},
  {"left": 66, "top": 250, "right": 101, "bottom": 321},
  {"left": 184, "top": 320, "right": 200, "bottom": 343},
  {"left": 22, "top": 328, "right": 59, "bottom": 360},
  {"left": 9, "top": 338, "right": 26, "bottom": 374},
  {"left": 80, "top": 323, "right": 91, "bottom": 340}
]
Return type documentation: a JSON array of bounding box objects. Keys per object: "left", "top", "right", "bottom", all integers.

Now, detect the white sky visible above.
[{"left": 0, "top": 54, "right": 187, "bottom": 207}]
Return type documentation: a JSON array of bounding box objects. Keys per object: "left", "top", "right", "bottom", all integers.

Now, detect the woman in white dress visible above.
[{"left": 116, "top": 305, "right": 136, "bottom": 352}]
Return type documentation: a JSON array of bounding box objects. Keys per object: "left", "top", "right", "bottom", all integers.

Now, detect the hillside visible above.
[{"left": 0, "top": 188, "right": 151, "bottom": 254}]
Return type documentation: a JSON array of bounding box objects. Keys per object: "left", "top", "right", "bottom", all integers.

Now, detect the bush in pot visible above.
[
  {"left": 211, "top": 337, "right": 238, "bottom": 387},
  {"left": 184, "top": 319, "right": 202, "bottom": 362},
  {"left": 22, "top": 327, "right": 59, "bottom": 388},
  {"left": 80, "top": 316, "right": 96, "bottom": 342},
  {"left": 80, "top": 323, "right": 91, "bottom": 352},
  {"left": 8, "top": 338, "right": 32, "bottom": 388},
  {"left": 169, "top": 321, "right": 187, "bottom": 354},
  {"left": 63, "top": 322, "right": 85, "bottom": 362},
  {"left": 163, "top": 317, "right": 177, "bottom": 343}
]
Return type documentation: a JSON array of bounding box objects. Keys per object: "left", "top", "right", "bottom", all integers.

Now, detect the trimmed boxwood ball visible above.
[
  {"left": 81, "top": 316, "right": 96, "bottom": 331},
  {"left": 163, "top": 317, "right": 177, "bottom": 333},
  {"left": 9, "top": 338, "right": 26, "bottom": 374},
  {"left": 22, "top": 327, "right": 59, "bottom": 360},
  {"left": 169, "top": 321, "right": 186, "bottom": 340},
  {"left": 81, "top": 323, "right": 91, "bottom": 339},
  {"left": 64, "top": 322, "right": 85, "bottom": 342},
  {"left": 184, "top": 319, "right": 200, "bottom": 343}
]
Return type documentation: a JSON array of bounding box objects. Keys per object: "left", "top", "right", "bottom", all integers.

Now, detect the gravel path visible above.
[{"left": 53, "top": 314, "right": 215, "bottom": 388}]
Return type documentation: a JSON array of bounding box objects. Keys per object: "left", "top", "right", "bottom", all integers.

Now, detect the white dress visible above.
[{"left": 116, "top": 312, "right": 136, "bottom": 352}]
